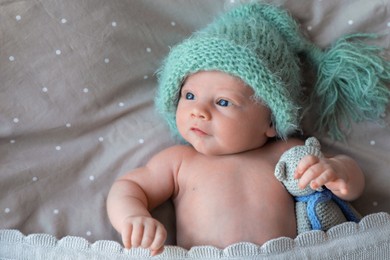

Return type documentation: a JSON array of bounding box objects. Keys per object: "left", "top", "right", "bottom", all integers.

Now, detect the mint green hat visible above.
[{"left": 156, "top": 3, "right": 390, "bottom": 140}]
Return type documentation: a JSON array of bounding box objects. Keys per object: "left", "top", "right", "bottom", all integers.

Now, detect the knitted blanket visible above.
[{"left": 1, "top": 212, "right": 390, "bottom": 259}]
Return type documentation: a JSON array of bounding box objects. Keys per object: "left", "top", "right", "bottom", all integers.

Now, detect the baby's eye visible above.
[
  {"left": 185, "top": 92, "right": 195, "bottom": 100},
  {"left": 216, "top": 99, "right": 231, "bottom": 107}
]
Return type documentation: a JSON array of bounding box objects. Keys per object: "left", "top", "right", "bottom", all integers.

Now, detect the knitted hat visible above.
[{"left": 156, "top": 3, "right": 390, "bottom": 140}]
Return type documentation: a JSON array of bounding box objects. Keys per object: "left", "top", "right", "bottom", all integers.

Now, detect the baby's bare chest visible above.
[
  {"left": 175, "top": 155, "right": 285, "bottom": 206},
  {"left": 173, "top": 155, "right": 296, "bottom": 248}
]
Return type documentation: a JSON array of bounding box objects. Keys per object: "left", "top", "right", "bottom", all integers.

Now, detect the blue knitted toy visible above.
[
  {"left": 295, "top": 188, "right": 360, "bottom": 231},
  {"left": 275, "top": 137, "right": 361, "bottom": 234}
]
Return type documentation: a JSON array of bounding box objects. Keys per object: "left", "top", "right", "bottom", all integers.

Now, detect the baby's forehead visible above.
[{"left": 181, "top": 71, "right": 250, "bottom": 90}]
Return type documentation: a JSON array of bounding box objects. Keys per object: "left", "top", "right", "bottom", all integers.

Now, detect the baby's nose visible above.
[{"left": 191, "top": 105, "right": 211, "bottom": 120}]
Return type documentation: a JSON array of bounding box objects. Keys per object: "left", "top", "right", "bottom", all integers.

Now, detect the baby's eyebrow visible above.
[
  {"left": 180, "top": 84, "right": 189, "bottom": 89},
  {"left": 180, "top": 82, "right": 193, "bottom": 91},
  {"left": 219, "top": 87, "right": 252, "bottom": 98},
  {"left": 179, "top": 86, "right": 189, "bottom": 95}
]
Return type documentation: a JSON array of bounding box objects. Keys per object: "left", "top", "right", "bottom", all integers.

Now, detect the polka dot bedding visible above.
[{"left": 0, "top": 0, "right": 389, "bottom": 258}]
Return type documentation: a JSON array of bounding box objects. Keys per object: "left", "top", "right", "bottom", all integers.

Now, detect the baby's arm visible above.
[
  {"left": 107, "top": 177, "right": 167, "bottom": 255},
  {"left": 295, "top": 154, "right": 365, "bottom": 201},
  {"left": 107, "top": 146, "right": 181, "bottom": 255}
]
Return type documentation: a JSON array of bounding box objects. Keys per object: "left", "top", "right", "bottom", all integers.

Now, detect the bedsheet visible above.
[{"left": 1, "top": 0, "right": 389, "bottom": 259}]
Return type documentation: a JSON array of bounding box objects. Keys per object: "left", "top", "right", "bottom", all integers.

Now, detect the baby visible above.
[
  {"left": 107, "top": 70, "right": 364, "bottom": 255},
  {"left": 107, "top": 2, "right": 389, "bottom": 256}
]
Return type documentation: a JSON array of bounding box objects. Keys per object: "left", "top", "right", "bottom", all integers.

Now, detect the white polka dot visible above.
[
  {"left": 10, "top": 140, "right": 16, "bottom": 144},
  {"left": 307, "top": 25, "right": 313, "bottom": 31},
  {"left": 118, "top": 102, "right": 124, "bottom": 107},
  {"left": 89, "top": 175, "right": 95, "bottom": 181},
  {"left": 66, "top": 123, "right": 71, "bottom": 128},
  {"left": 42, "top": 87, "right": 48, "bottom": 93},
  {"left": 56, "top": 49, "right": 62, "bottom": 55},
  {"left": 83, "top": 88, "right": 89, "bottom": 93},
  {"left": 55, "top": 146, "right": 62, "bottom": 151},
  {"left": 143, "top": 75, "right": 148, "bottom": 80},
  {"left": 9, "top": 56, "right": 15, "bottom": 61},
  {"left": 387, "top": 22, "right": 390, "bottom": 27},
  {"left": 104, "top": 58, "right": 110, "bottom": 64},
  {"left": 139, "top": 138, "right": 145, "bottom": 144},
  {"left": 373, "top": 201, "right": 378, "bottom": 207},
  {"left": 53, "top": 209, "right": 59, "bottom": 214},
  {"left": 98, "top": 137, "right": 104, "bottom": 142},
  {"left": 32, "top": 176, "right": 38, "bottom": 182},
  {"left": 5, "top": 208, "right": 11, "bottom": 213},
  {"left": 61, "top": 18, "right": 67, "bottom": 24},
  {"left": 86, "top": 231, "right": 92, "bottom": 236},
  {"left": 348, "top": 20, "right": 354, "bottom": 25},
  {"left": 13, "top": 118, "right": 19, "bottom": 123},
  {"left": 171, "top": 21, "right": 176, "bottom": 26},
  {"left": 15, "top": 15, "right": 21, "bottom": 21},
  {"left": 112, "top": 21, "right": 117, "bottom": 27},
  {"left": 146, "top": 47, "right": 151, "bottom": 53},
  {"left": 370, "top": 140, "right": 376, "bottom": 146}
]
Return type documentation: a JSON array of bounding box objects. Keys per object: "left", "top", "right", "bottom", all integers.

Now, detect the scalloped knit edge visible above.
[{"left": 1, "top": 212, "right": 389, "bottom": 258}]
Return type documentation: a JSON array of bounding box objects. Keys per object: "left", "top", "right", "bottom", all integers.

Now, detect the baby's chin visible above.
[
  {"left": 188, "top": 142, "right": 226, "bottom": 156},
  {"left": 190, "top": 143, "right": 258, "bottom": 157}
]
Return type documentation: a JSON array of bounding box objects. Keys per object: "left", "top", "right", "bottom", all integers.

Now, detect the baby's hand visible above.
[
  {"left": 294, "top": 155, "right": 349, "bottom": 195},
  {"left": 121, "top": 216, "right": 167, "bottom": 256}
]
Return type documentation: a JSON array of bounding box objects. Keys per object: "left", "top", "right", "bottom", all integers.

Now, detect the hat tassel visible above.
[{"left": 308, "top": 34, "right": 390, "bottom": 140}]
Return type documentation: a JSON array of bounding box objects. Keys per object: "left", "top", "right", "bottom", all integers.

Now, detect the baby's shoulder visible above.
[
  {"left": 161, "top": 144, "right": 196, "bottom": 155},
  {"left": 150, "top": 144, "right": 196, "bottom": 162},
  {"left": 145, "top": 145, "right": 196, "bottom": 175},
  {"left": 267, "top": 137, "right": 305, "bottom": 155}
]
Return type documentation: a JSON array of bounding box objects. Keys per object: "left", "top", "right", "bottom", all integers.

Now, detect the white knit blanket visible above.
[{"left": 1, "top": 212, "right": 389, "bottom": 259}]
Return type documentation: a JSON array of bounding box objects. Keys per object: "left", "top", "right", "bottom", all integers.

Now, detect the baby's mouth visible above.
[{"left": 190, "top": 127, "right": 208, "bottom": 136}]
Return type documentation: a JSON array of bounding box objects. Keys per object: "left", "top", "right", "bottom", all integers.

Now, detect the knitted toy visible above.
[
  {"left": 275, "top": 137, "right": 361, "bottom": 234},
  {"left": 155, "top": 2, "right": 390, "bottom": 141}
]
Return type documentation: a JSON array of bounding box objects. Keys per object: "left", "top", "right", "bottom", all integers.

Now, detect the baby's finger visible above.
[
  {"left": 122, "top": 224, "right": 133, "bottom": 249},
  {"left": 310, "top": 169, "right": 334, "bottom": 189},
  {"left": 150, "top": 225, "right": 167, "bottom": 255},
  {"left": 295, "top": 155, "right": 319, "bottom": 179},
  {"left": 131, "top": 224, "right": 144, "bottom": 248},
  {"left": 314, "top": 172, "right": 349, "bottom": 195},
  {"left": 140, "top": 223, "right": 156, "bottom": 249},
  {"left": 151, "top": 247, "right": 165, "bottom": 257},
  {"left": 297, "top": 163, "right": 324, "bottom": 189}
]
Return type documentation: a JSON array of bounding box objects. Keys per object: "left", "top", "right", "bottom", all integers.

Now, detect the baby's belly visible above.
[{"left": 174, "top": 189, "right": 296, "bottom": 249}]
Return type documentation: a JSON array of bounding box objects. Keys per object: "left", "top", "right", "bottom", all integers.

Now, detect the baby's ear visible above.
[
  {"left": 274, "top": 161, "right": 286, "bottom": 181},
  {"left": 266, "top": 120, "right": 277, "bottom": 138}
]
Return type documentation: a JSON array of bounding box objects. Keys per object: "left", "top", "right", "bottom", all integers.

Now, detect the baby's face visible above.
[{"left": 176, "top": 70, "right": 276, "bottom": 156}]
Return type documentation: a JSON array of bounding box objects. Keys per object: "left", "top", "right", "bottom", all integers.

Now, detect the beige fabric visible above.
[{"left": 0, "top": 0, "right": 389, "bottom": 257}]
